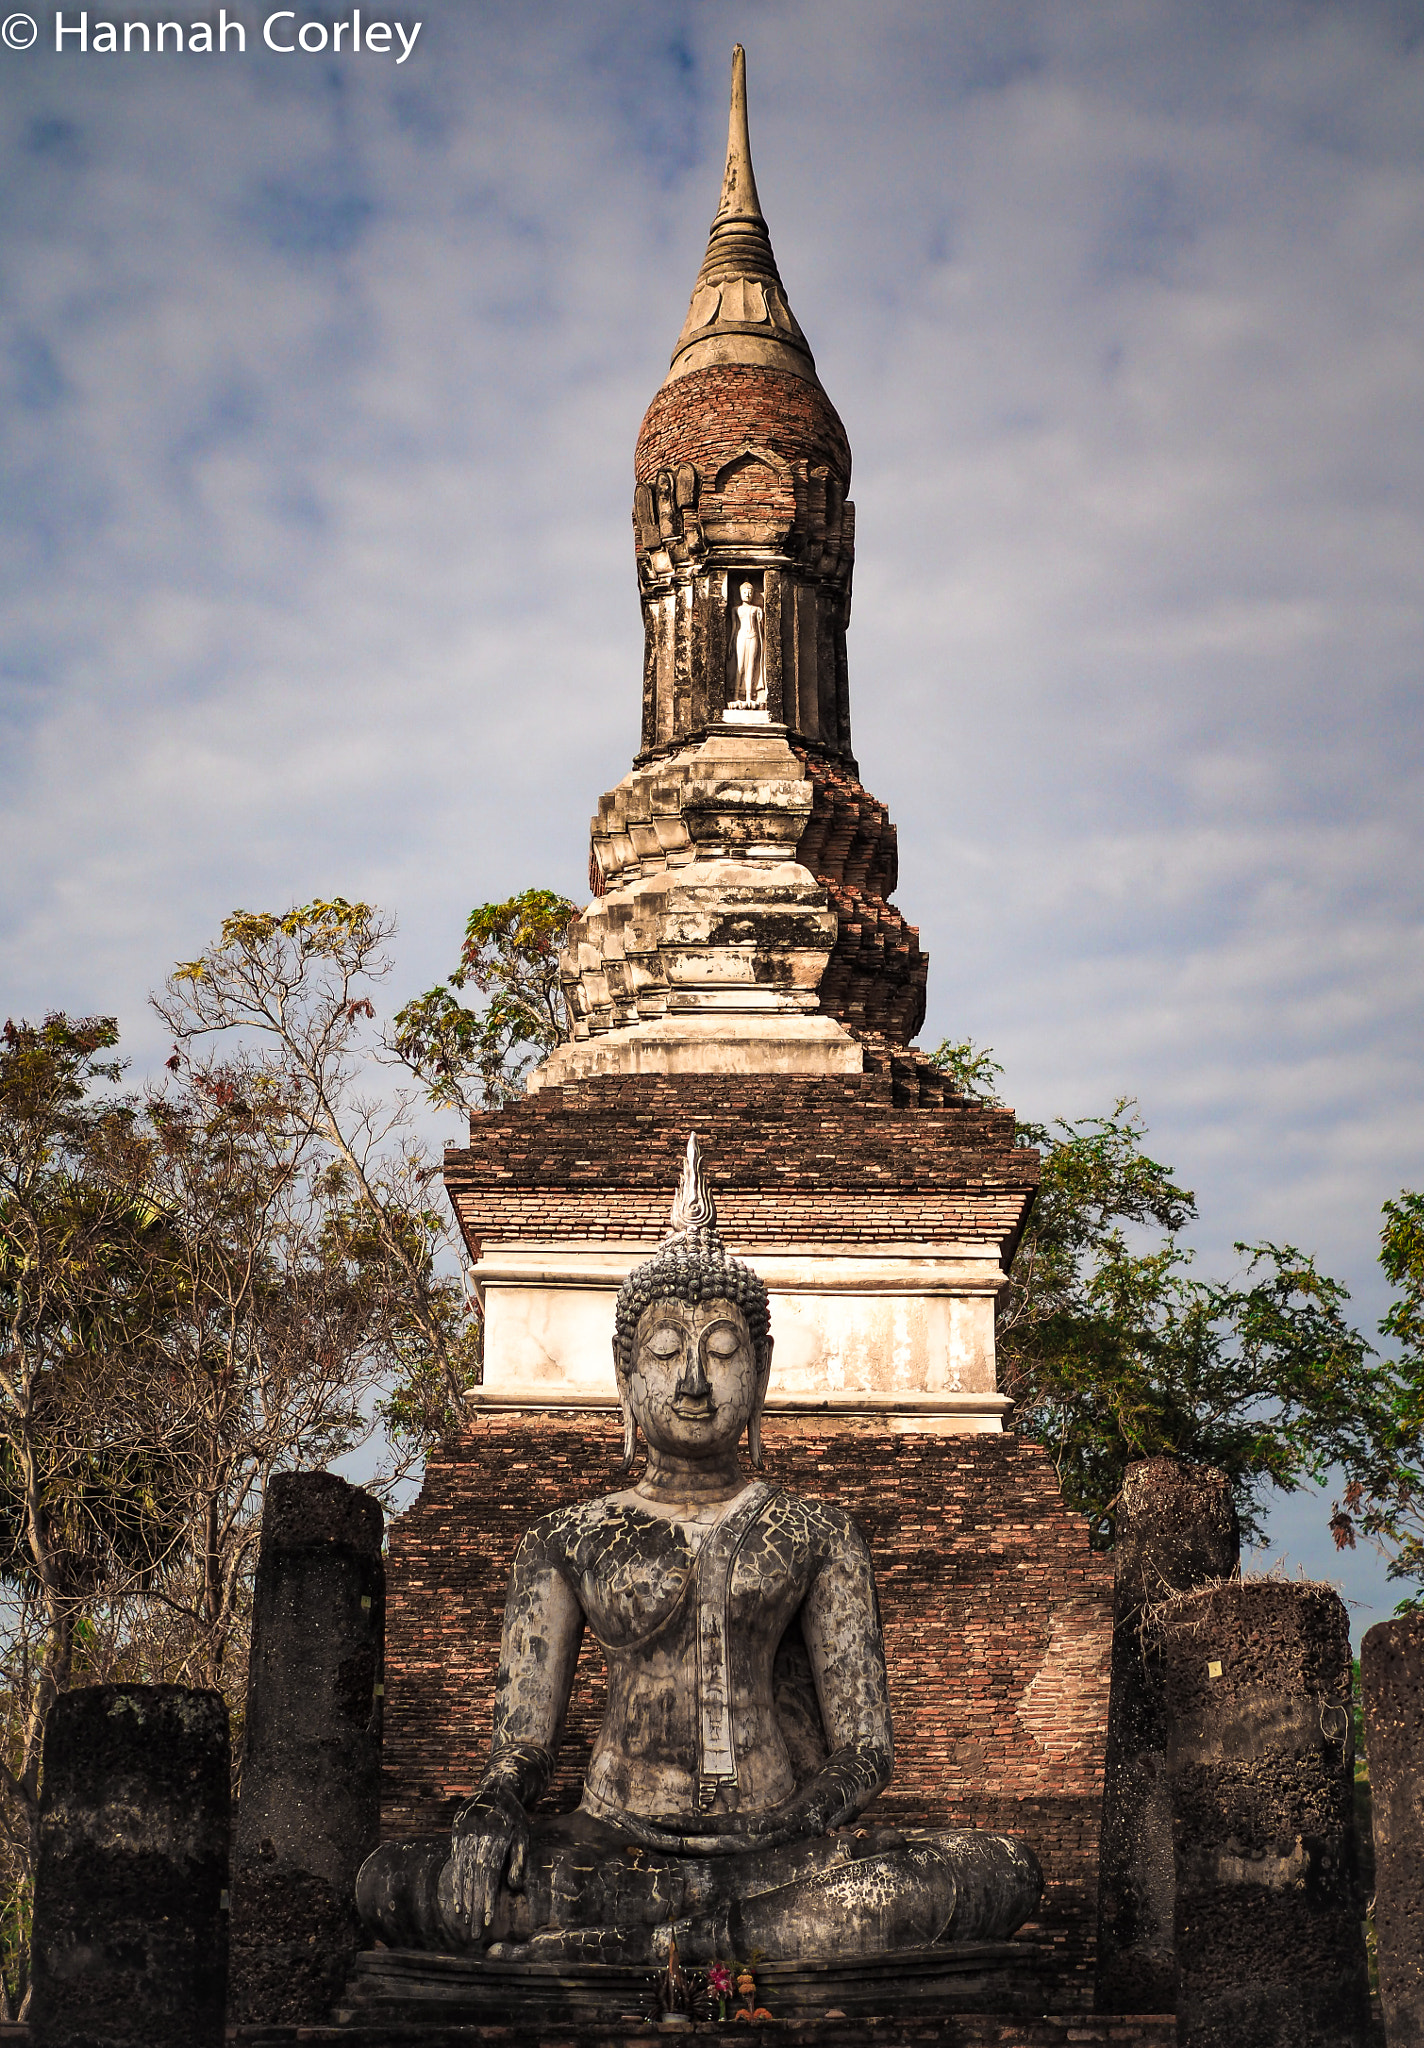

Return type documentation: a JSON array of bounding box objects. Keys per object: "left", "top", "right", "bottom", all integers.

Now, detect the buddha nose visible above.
[{"left": 678, "top": 1342, "right": 711, "bottom": 1400}]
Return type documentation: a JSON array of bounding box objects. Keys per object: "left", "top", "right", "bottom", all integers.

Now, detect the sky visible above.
[{"left": 2, "top": 0, "right": 1421, "bottom": 1630}]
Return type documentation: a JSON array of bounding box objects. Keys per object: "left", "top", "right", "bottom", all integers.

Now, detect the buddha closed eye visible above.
[{"left": 638, "top": 1311, "right": 748, "bottom": 1364}]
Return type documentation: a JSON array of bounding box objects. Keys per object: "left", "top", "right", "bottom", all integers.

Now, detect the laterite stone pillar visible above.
[
  {"left": 229, "top": 1470, "right": 384, "bottom": 2025},
  {"left": 1361, "top": 1612, "right": 1424, "bottom": 2044},
  {"left": 1096, "top": 1457, "right": 1239, "bottom": 2013},
  {"left": 1161, "top": 1581, "right": 1369, "bottom": 2048},
  {"left": 30, "top": 1684, "right": 230, "bottom": 2048}
]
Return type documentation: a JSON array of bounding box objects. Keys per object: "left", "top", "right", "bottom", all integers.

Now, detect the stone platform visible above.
[
  {"left": 326, "top": 1944, "right": 1049, "bottom": 2029},
  {"left": 231, "top": 2016, "right": 1177, "bottom": 2048}
]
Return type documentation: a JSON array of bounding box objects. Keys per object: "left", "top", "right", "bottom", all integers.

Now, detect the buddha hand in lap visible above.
[{"left": 357, "top": 1137, "right": 1041, "bottom": 1964}]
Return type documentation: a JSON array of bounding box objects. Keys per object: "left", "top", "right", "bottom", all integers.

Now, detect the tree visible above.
[
  {"left": 105, "top": 1047, "right": 426, "bottom": 1692},
  {"left": 0, "top": 1015, "right": 185, "bottom": 2009},
  {"left": 929, "top": 1039, "right": 1400, "bottom": 1549},
  {"left": 0, "top": 918, "right": 491, "bottom": 2007},
  {"left": 154, "top": 901, "right": 480, "bottom": 1451},
  {"left": 1331, "top": 1190, "right": 1424, "bottom": 1601},
  {"left": 392, "top": 888, "right": 576, "bottom": 1114}
]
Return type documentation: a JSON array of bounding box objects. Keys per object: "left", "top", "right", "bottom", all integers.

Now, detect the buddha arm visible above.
[
  {"left": 773, "top": 1510, "right": 894, "bottom": 1835},
  {"left": 458, "top": 1523, "right": 586, "bottom": 1824}
]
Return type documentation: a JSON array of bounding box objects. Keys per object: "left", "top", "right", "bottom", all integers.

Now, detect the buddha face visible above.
[{"left": 620, "top": 1295, "right": 769, "bottom": 1461}]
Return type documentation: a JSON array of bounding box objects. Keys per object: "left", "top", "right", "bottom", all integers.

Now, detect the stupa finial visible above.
[
  {"left": 663, "top": 45, "right": 816, "bottom": 384},
  {"left": 716, "top": 45, "right": 763, "bottom": 223}
]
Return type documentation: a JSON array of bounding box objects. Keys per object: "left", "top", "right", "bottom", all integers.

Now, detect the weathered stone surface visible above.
[
  {"left": 1361, "top": 1612, "right": 1424, "bottom": 2044},
  {"left": 661, "top": 48, "right": 820, "bottom": 390},
  {"left": 382, "top": 1418, "right": 1112, "bottom": 2001},
  {"left": 1160, "top": 1581, "right": 1369, "bottom": 2048},
  {"left": 30, "top": 1683, "right": 230, "bottom": 2048},
  {"left": 541, "top": 729, "right": 850, "bottom": 1086},
  {"left": 539, "top": 734, "right": 929, "bottom": 1091},
  {"left": 632, "top": 53, "right": 855, "bottom": 765},
  {"left": 1095, "top": 1458, "right": 1239, "bottom": 2013},
  {"left": 229, "top": 1470, "right": 384, "bottom": 2026},
  {"left": 331, "top": 1938, "right": 1050, "bottom": 2026},
  {"left": 794, "top": 745, "right": 927, "bottom": 1045}
]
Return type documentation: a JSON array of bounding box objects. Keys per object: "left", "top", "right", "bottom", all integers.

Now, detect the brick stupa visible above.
[
  {"left": 452, "top": 48, "right": 1037, "bottom": 1435},
  {"left": 383, "top": 49, "right": 1115, "bottom": 2005}
]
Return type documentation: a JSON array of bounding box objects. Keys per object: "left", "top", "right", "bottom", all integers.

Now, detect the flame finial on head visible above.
[
  {"left": 612, "top": 1133, "right": 772, "bottom": 1468},
  {"left": 668, "top": 1132, "right": 717, "bottom": 1237}
]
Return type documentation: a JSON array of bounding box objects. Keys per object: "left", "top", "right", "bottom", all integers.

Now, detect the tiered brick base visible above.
[
  {"left": 381, "top": 1422, "right": 1112, "bottom": 2006},
  {"left": 445, "top": 1071, "right": 1035, "bottom": 1248},
  {"left": 793, "top": 745, "right": 927, "bottom": 1042}
]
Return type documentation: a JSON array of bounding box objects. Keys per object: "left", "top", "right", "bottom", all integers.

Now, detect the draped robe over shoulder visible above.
[{"left": 495, "top": 1481, "right": 892, "bottom": 1827}]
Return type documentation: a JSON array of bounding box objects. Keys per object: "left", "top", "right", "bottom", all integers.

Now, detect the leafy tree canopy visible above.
[
  {"left": 392, "top": 888, "right": 576, "bottom": 1113},
  {"left": 1332, "top": 1190, "right": 1424, "bottom": 1601},
  {"left": 929, "top": 1038, "right": 1404, "bottom": 1555}
]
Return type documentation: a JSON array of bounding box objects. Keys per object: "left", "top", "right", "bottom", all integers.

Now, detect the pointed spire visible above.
[
  {"left": 664, "top": 46, "right": 819, "bottom": 387},
  {"left": 716, "top": 44, "right": 762, "bottom": 222}
]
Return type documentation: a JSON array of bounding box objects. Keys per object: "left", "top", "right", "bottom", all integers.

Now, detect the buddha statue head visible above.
[{"left": 613, "top": 1134, "right": 773, "bottom": 1471}]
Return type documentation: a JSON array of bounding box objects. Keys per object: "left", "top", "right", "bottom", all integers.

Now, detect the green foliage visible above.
[
  {"left": 0, "top": 1015, "right": 187, "bottom": 1599},
  {"left": 392, "top": 888, "right": 576, "bottom": 1113},
  {"left": 927, "top": 1041, "right": 1399, "bottom": 1550},
  {"left": 115, "top": 1051, "right": 407, "bottom": 1682},
  {"left": 1380, "top": 1191, "right": 1424, "bottom": 1365},
  {"left": 1332, "top": 1190, "right": 1424, "bottom": 1603},
  {"left": 925, "top": 1038, "right": 1005, "bottom": 1105},
  {"left": 0, "top": 927, "right": 489, "bottom": 1994},
  {"left": 0, "top": 1014, "right": 203, "bottom": 1962}
]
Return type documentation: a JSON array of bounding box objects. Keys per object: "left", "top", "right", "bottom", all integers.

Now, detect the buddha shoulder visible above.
[
  {"left": 505, "top": 1487, "right": 868, "bottom": 1583},
  {"left": 507, "top": 1496, "right": 633, "bottom": 1575},
  {"left": 747, "top": 1488, "right": 872, "bottom": 1566}
]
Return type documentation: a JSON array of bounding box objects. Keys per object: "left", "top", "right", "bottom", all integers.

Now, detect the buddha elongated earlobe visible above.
[
  {"left": 619, "top": 1405, "right": 638, "bottom": 1472},
  {"left": 747, "top": 1339, "right": 772, "bottom": 1469}
]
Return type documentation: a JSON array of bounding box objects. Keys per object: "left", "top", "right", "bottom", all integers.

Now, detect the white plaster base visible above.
[
  {"left": 528, "top": 1014, "right": 863, "bottom": 1090},
  {"left": 473, "top": 1240, "right": 1010, "bottom": 1434}
]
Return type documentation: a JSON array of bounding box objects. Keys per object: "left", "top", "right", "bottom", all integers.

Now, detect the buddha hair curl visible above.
[{"left": 613, "top": 1135, "right": 771, "bottom": 1470}]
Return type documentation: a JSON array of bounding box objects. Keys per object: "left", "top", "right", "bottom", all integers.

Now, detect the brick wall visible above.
[
  {"left": 382, "top": 1419, "right": 1112, "bottom": 2006},
  {"left": 634, "top": 363, "right": 851, "bottom": 499},
  {"left": 793, "top": 747, "right": 929, "bottom": 1044},
  {"left": 444, "top": 1071, "right": 1039, "bottom": 1268}
]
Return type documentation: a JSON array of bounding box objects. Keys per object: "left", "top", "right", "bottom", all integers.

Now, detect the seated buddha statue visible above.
[{"left": 357, "top": 1137, "right": 1041, "bottom": 1965}]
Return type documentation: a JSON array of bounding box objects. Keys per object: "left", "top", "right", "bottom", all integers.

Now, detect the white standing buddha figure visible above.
[{"left": 732, "top": 581, "right": 766, "bottom": 708}]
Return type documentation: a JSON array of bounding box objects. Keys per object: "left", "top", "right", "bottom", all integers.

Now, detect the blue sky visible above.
[{"left": 2, "top": 1, "right": 1421, "bottom": 1629}]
